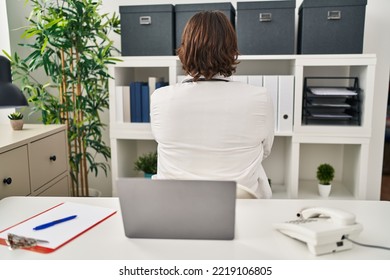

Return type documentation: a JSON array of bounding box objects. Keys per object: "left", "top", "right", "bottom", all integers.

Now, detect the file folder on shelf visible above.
[
  {"left": 123, "top": 86, "right": 131, "bottom": 122},
  {"left": 231, "top": 75, "right": 248, "bottom": 83},
  {"left": 118, "top": 86, "right": 130, "bottom": 123},
  {"left": 247, "top": 75, "right": 263, "bottom": 87},
  {"left": 141, "top": 84, "right": 150, "bottom": 122},
  {"left": 130, "top": 82, "right": 145, "bottom": 123},
  {"left": 302, "top": 77, "right": 361, "bottom": 126},
  {"left": 263, "top": 76, "right": 279, "bottom": 131},
  {"left": 278, "top": 75, "right": 294, "bottom": 132},
  {"left": 115, "top": 86, "right": 125, "bottom": 123}
]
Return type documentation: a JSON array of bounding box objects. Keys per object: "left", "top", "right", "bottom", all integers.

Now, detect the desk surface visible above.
[{"left": 0, "top": 196, "right": 389, "bottom": 260}]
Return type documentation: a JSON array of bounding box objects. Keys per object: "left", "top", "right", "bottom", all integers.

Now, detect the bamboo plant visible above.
[{"left": 4, "top": 0, "right": 120, "bottom": 196}]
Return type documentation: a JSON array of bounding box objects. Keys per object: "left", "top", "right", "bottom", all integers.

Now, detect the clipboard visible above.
[{"left": 0, "top": 202, "right": 117, "bottom": 253}]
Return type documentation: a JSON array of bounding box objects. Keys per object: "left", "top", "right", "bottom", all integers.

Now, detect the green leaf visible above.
[
  {"left": 21, "top": 28, "right": 42, "bottom": 39},
  {"left": 43, "top": 17, "right": 63, "bottom": 29},
  {"left": 40, "top": 37, "right": 48, "bottom": 54},
  {"left": 1, "top": 50, "right": 13, "bottom": 61}
]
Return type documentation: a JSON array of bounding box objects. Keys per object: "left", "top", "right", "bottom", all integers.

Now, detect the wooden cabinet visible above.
[
  {"left": 108, "top": 55, "right": 378, "bottom": 200},
  {"left": 0, "top": 145, "right": 30, "bottom": 197},
  {"left": 29, "top": 130, "right": 68, "bottom": 193},
  {"left": 0, "top": 124, "right": 70, "bottom": 199}
]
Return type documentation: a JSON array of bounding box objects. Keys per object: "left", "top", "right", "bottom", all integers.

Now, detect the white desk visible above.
[{"left": 0, "top": 196, "right": 389, "bottom": 260}]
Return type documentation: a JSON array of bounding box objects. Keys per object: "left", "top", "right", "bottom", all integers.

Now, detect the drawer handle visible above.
[
  {"left": 3, "top": 177, "right": 12, "bottom": 185},
  {"left": 259, "top": 13, "right": 272, "bottom": 22},
  {"left": 50, "top": 155, "right": 57, "bottom": 162},
  {"left": 327, "top": 11, "right": 341, "bottom": 20},
  {"left": 139, "top": 16, "right": 151, "bottom": 25}
]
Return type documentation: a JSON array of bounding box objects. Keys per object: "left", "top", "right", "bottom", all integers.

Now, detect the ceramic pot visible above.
[
  {"left": 88, "top": 188, "right": 102, "bottom": 197},
  {"left": 144, "top": 173, "right": 154, "bottom": 179},
  {"left": 10, "top": 119, "right": 24, "bottom": 130},
  {"left": 318, "top": 183, "right": 331, "bottom": 197}
]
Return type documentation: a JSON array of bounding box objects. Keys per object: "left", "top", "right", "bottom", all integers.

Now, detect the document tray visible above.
[{"left": 302, "top": 77, "right": 361, "bottom": 126}]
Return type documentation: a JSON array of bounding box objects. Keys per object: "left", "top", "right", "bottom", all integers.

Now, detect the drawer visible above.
[
  {"left": 0, "top": 146, "right": 30, "bottom": 199},
  {"left": 29, "top": 131, "right": 68, "bottom": 192},
  {"left": 36, "top": 175, "right": 70, "bottom": 196}
]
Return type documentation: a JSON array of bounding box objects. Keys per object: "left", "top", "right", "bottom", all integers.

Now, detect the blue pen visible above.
[{"left": 33, "top": 215, "right": 77, "bottom": 231}]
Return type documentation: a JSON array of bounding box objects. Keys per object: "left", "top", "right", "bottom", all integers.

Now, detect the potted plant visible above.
[
  {"left": 5, "top": 0, "right": 120, "bottom": 196},
  {"left": 316, "top": 163, "right": 335, "bottom": 197},
  {"left": 8, "top": 112, "right": 24, "bottom": 130},
  {"left": 134, "top": 152, "right": 158, "bottom": 178}
]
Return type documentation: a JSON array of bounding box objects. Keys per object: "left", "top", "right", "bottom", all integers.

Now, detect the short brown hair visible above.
[{"left": 177, "top": 11, "right": 239, "bottom": 81}]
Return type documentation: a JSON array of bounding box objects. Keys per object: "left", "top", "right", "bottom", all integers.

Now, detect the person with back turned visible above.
[{"left": 151, "top": 11, "right": 275, "bottom": 198}]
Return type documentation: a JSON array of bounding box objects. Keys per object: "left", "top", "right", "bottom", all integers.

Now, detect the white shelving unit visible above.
[{"left": 109, "top": 54, "right": 377, "bottom": 199}]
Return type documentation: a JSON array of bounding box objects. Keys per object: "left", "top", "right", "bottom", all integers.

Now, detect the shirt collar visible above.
[{"left": 181, "top": 74, "right": 231, "bottom": 83}]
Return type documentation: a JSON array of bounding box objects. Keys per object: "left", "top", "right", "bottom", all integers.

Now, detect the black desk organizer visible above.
[{"left": 302, "top": 77, "right": 361, "bottom": 126}]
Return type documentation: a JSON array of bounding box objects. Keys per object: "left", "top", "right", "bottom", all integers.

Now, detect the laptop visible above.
[{"left": 117, "top": 178, "right": 236, "bottom": 240}]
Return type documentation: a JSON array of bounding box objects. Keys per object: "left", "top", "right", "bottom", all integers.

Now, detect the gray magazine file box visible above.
[
  {"left": 237, "top": 0, "right": 296, "bottom": 55},
  {"left": 120, "top": 5, "right": 175, "bottom": 56},
  {"left": 175, "top": 3, "right": 236, "bottom": 50},
  {"left": 298, "top": 0, "right": 367, "bottom": 54}
]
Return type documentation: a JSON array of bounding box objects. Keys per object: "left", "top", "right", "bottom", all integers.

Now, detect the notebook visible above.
[{"left": 117, "top": 178, "right": 236, "bottom": 240}]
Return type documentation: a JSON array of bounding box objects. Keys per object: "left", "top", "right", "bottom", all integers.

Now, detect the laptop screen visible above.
[{"left": 117, "top": 178, "right": 236, "bottom": 240}]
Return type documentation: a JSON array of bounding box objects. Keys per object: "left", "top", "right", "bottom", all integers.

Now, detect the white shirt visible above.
[{"left": 150, "top": 76, "right": 275, "bottom": 198}]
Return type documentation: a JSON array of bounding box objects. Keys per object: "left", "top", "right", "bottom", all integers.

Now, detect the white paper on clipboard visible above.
[{"left": 0, "top": 202, "right": 116, "bottom": 253}]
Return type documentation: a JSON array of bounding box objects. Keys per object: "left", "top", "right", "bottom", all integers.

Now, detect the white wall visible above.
[
  {"left": 0, "top": 0, "right": 13, "bottom": 122},
  {"left": 0, "top": 0, "right": 10, "bottom": 53},
  {"left": 362, "top": 0, "right": 390, "bottom": 199},
  {"left": 6, "top": 0, "right": 390, "bottom": 198},
  {"left": 0, "top": 0, "right": 11, "bottom": 55}
]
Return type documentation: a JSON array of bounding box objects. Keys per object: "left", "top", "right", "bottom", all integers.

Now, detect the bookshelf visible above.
[{"left": 109, "top": 54, "right": 377, "bottom": 199}]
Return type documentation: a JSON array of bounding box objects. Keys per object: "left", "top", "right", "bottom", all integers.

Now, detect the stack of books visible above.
[{"left": 117, "top": 77, "right": 168, "bottom": 123}]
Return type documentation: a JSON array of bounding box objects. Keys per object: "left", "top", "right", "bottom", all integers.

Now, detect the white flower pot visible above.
[
  {"left": 318, "top": 183, "right": 331, "bottom": 197},
  {"left": 88, "top": 188, "right": 102, "bottom": 197},
  {"left": 10, "top": 119, "right": 24, "bottom": 130}
]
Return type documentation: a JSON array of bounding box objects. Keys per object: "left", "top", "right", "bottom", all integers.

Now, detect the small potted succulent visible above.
[
  {"left": 8, "top": 112, "right": 24, "bottom": 130},
  {"left": 134, "top": 151, "right": 157, "bottom": 178},
  {"left": 316, "top": 163, "right": 335, "bottom": 197}
]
